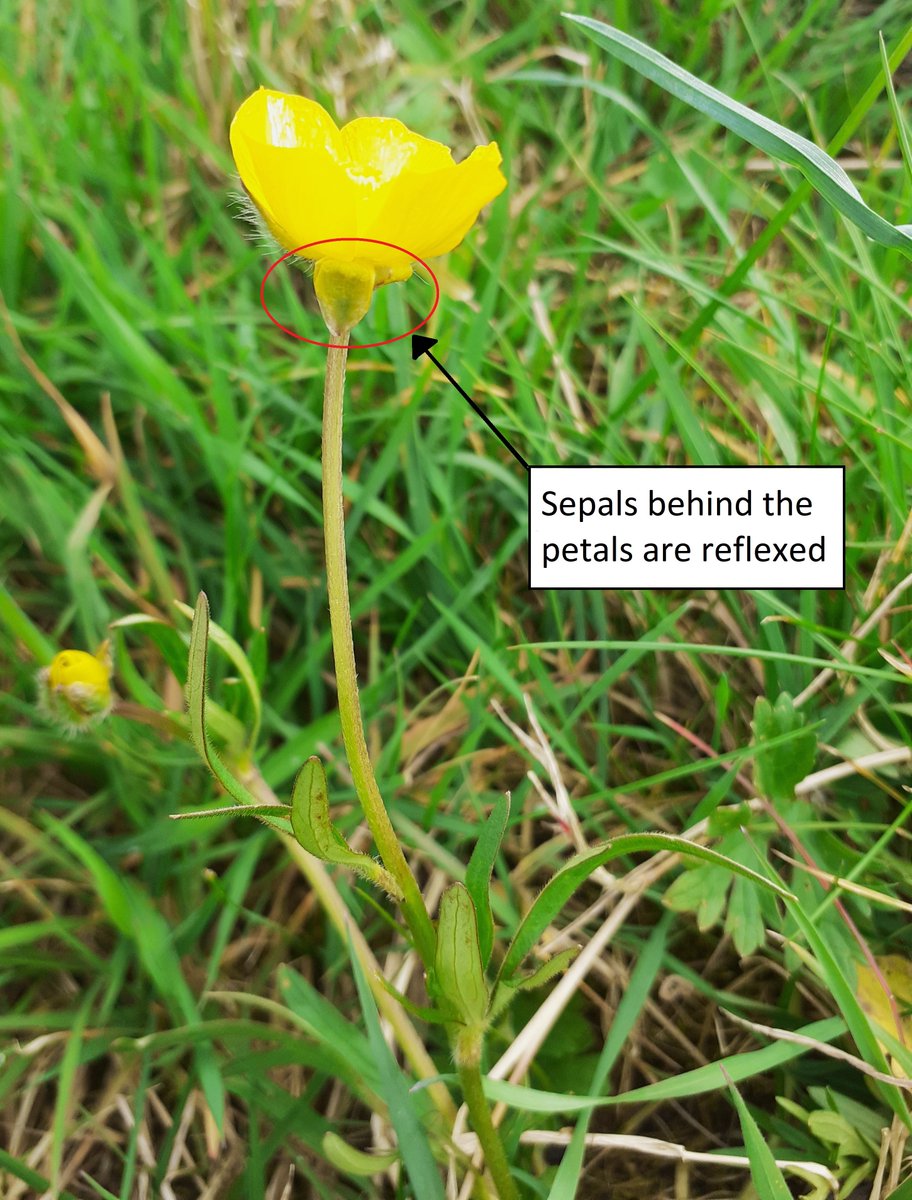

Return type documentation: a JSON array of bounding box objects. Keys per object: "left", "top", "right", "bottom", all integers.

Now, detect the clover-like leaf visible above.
[
  {"left": 751, "top": 692, "right": 817, "bottom": 804},
  {"left": 290, "top": 756, "right": 403, "bottom": 900}
]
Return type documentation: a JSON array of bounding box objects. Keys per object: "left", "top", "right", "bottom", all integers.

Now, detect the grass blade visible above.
[{"left": 565, "top": 15, "right": 912, "bottom": 254}]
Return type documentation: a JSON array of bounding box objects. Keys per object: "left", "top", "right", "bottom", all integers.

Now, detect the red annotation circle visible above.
[{"left": 259, "top": 237, "right": 440, "bottom": 351}]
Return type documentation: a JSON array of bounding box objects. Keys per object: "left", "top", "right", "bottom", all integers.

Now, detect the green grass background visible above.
[{"left": 2, "top": 0, "right": 912, "bottom": 1196}]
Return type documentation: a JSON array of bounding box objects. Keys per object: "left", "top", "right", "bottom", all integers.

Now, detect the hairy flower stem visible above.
[
  {"left": 458, "top": 1061, "right": 520, "bottom": 1200},
  {"left": 321, "top": 336, "right": 436, "bottom": 968}
]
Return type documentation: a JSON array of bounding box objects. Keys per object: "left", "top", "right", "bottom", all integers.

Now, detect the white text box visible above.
[{"left": 528, "top": 466, "right": 844, "bottom": 590}]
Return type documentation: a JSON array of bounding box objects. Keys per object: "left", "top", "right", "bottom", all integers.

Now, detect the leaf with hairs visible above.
[
  {"left": 435, "top": 883, "right": 488, "bottom": 1026},
  {"left": 497, "top": 832, "right": 793, "bottom": 987},
  {"left": 290, "top": 756, "right": 403, "bottom": 900},
  {"left": 465, "top": 793, "right": 509, "bottom": 966}
]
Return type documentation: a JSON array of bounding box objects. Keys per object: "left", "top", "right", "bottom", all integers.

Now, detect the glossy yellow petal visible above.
[
  {"left": 362, "top": 142, "right": 506, "bottom": 260},
  {"left": 229, "top": 88, "right": 507, "bottom": 328},
  {"left": 230, "top": 88, "right": 357, "bottom": 248}
]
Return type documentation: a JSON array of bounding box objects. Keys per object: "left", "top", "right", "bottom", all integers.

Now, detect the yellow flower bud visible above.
[{"left": 37, "top": 641, "right": 113, "bottom": 735}]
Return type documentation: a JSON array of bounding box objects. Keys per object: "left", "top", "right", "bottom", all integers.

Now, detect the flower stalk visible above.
[{"left": 321, "top": 333, "right": 436, "bottom": 968}]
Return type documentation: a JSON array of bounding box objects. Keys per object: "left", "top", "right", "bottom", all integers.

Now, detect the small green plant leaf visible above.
[
  {"left": 322, "top": 1131, "right": 398, "bottom": 1177},
  {"left": 725, "top": 1073, "right": 793, "bottom": 1200},
  {"left": 490, "top": 946, "right": 579, "bottom": 1021},
  {"left": 170, "top": 803, "right": 293, "bottom": 837},
  {"left": 751, "top": 692, "right": 817, "bottom": 803},
  {"left": 373, "top": 970, "right": 451, "bottom": 1025},
  {"left": 187, "top": 592, "right": 261, "bottom": 809},
  {"left": 465, "top": 793, "right": 510, "bottom": 967},
  {"left": 435, "top": 883, "right": 489, "bottom": 1026},
  {"left": 565, "top": 16, "right": 912, "bottom": 255},
  {"left": 290, "top": 756, "right": 403, "bottom": 900},
  {"left": 497, "top": 832, "right": 793, "bottom": 987},
  {"left": 176, "top": 597, "right": 262, "bottom": 749}
]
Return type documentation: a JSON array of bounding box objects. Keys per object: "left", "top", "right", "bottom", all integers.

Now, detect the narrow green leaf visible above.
[
  {"left": 783, "top": 898, "right": 912, "bottom": 1130},
  {"left": 879, "top": 32, "right": 912, "bottom": 195},
  {"left": 322, "top": 1132, "right": 398, "bottom": 1177},
  {"left": 481, "top": 1016, "right": 844, "bottom": 1112},
  {"left": 497, "top": 832, "right": 793, "bottom": 986},
  {"left": 465, "top": 793, "right": 509, "bottom": 966},
  {"left": 290, "top": 756, "right": 403, "bottom": 900},
  {"left": 175, "top": 597, "right": 262, "bottom": 749},
  {"left": 171, "top": 803, "right": 293, "bottom": 836},
  {"left": 435, "top": 883, "right": 488, "bottom": 1025},
  {"left": 373, "top": 971, "right": 451, "bottom": 1025},
  {"left": 726, "top": 1075, "right": 792, "bottom": 1200},
  {"left": 348, "top": 935, "right": 445, "bottom": 1200},
  {"left": 187, "top": 592, "right": 260, "bottom": 809},
  {"left": 565, "top": 15, "right": 912, "bottom": 255},
  {"left": 490, "top": 947, "right": 579, "bottom": 1021}
]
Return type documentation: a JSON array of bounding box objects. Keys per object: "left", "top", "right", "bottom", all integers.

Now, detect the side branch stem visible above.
[{"left": 321, "top": 337, "right": 436, "bottom": 968}]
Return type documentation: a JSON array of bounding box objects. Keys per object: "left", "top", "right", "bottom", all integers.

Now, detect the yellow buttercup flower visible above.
[
  {"left": 37, "top": 641, "right": 113, "bottom": 735},
  {"left": 230, "top": 88, "right": 507, "bottom": 333}
]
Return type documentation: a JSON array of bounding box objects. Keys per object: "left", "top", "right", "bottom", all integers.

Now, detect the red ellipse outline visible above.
[{"left": 259, "top": 237, "right": 440, "bottom": 350}]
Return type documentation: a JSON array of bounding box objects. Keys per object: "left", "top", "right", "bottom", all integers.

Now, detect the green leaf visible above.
[
  {"left": 435, "top": 883, "right": 489, "bottom": 1025},
  {"left": 497, "top": 832, "right": 793, "bottom": 987},
  {"left": 175, "top": 598, "right": 262, "bottom": 749},
  {"left": 751, "top": 693, "right": 817, "bottom": 803},
  {"left": 290, "top": 756, "right": 403, "bottom": 900},
  {"left": 490, "top": 947, "right": 579, "bottom": 1022},
  {"left": 187, "top": 592, "right": 260, "bottom": 809},
  {"left": 479, "top": 1016, "right": 845, "bottom": 1112},
  {"left": 565, "top": 16, "right": 912, "bottom": 255},
  {"left": 322, "top": 1132, "right": 398, "bottom": 1177},
  {"left": 348, "top": 935, "right": 445, "bottom": 1200},
  {"left": 726, "top": 1074, "right": 792, "bottom": 1200},
  {"left": 465, "top": 793, "right": 509, "bottom": 967}
]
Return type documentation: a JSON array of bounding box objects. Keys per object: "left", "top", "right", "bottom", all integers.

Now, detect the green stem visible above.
[
  {"left": 321, "top": 335, "right": 436, "bottom": 969},
  {"left": 458, "top": 1061, "right": 520, "bottom": 1200}
]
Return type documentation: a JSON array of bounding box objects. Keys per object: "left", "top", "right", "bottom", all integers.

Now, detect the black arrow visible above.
[{"left": 411, "top": 335, "right": 530, "bottom": 472}]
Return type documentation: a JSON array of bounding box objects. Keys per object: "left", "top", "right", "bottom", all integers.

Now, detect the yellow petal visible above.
[
  {"left": 361, "top": 143, "right": 507, "bottom": 260},
  {"left": 230, "top": 88, "right": 356, "bottom": 249},
  {"left": 229, "top": 89, "right": 507, "bottom": 281}
]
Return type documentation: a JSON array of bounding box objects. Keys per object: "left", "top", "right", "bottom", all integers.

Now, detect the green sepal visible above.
[
  {"left": 290, "top": 756, "right": 404, "bottom": 900},
  {"left": 435, "top": 883, "right": 489, "bottom": 1026}
]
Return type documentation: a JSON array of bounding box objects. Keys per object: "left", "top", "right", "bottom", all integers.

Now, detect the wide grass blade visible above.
[{"left": 565, "top": 15, "right": 912, "bottom": 255}]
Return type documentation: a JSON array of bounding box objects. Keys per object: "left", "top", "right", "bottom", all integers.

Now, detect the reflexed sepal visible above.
[
  {"left": 290, "top": 756, "right": 403, "bottom": 900},
  {"left": 313, "top": 259, "right": 375, "bottom": 335}
]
